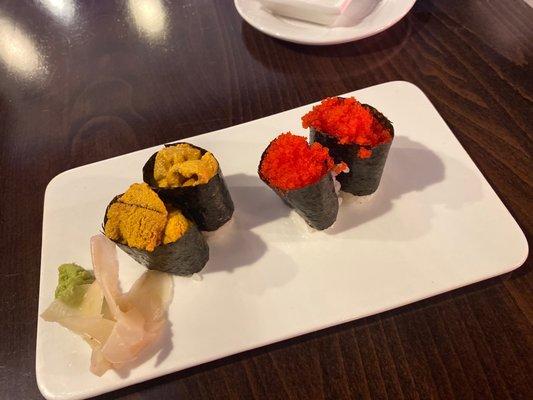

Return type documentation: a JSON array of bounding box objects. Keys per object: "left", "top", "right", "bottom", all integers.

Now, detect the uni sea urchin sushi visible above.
[
  {"left": 103, "top": 183, "right": 209, "bottom": 276},
  {"left": 143, "top": 143, "right": 234, "bottom": 231}
]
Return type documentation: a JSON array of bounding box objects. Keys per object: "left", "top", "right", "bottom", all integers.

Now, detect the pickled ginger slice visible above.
[
  {"left": 41, "top": 235, "right": 173, "bottom": 376},
  {"left": 41, "top": 279, "right": 114, "bottom": 371},
  {"left": 41, "top": 281, "right": 104, "bottom": 321},
  {"left": 90, "top": 234, "right": 173, "bottom": 371}
]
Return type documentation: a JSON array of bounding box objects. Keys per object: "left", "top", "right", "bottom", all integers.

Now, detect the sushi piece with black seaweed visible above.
[
  {"left": 103, "top": 183, "right": 209, "bottom": 276},
  {"left": 143, "top": 143, "right": 234, "bottom": 231},
  {"left": 302, "top": 97, "right": 394, "bottom": 196},
  {"left": 258, "top": 132, "right": 345, "bottom": 230}
]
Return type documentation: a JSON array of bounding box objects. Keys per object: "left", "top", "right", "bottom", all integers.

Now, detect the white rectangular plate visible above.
[{"left": 36, "top": 81, "right": 528, "bottom": 400}]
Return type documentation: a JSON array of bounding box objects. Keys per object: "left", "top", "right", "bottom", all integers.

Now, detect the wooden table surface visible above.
[{"left": 1, "top": 0, "right": 531, "bottom": 398}]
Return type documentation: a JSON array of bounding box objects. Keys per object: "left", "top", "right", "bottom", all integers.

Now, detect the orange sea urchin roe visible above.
[
  {"left": 301, "top": 97, "right": 392, "bottom": 157},
  {"left": 260, "top": 133, "right": 334, "bottom": 191}
]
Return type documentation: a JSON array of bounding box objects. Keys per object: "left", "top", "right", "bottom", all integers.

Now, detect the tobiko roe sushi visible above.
[
  {"left": 104, "top": 182, "right": 209, "bottom": 276},
  {"left": 258, "top": 132, "right": 345, "bottom": 230},
  {"left": 302, "top": 97, "right": 394, "bottom": 196},
  {"left": 143, "top": 143, "right": 234, "bottom": 231}
]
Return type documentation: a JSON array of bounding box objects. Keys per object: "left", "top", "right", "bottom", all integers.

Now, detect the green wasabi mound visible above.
[{"left": 54, "top": 263, "right": 95, "bottom": 306}]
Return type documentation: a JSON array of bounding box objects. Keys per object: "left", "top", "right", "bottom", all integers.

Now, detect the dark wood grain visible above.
[{"left": 0, "top": 0, "right": 531, "bottom": 399}]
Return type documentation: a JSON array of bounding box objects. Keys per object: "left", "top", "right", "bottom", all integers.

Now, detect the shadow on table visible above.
[
  {"left": 203, "top": 138, "right": 477, "bottom": 242},
  {"left": 192, "top": 173, "right": 299, "bottom": 294},
  {"left": 200, "top": 173, "right": 287, "bottom": 275},
  {"left": 326, "top": 136, "right": 482, "bottom": 239},
  {"left": 202, "top": 219, "right": 268, "bottom": 275},
  {"left": 225, "top": 173, "right": 290, "bottom": 230}
]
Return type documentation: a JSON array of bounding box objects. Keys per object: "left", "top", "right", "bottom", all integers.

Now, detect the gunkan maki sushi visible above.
[
  {"left": 143, "top": 143, "right": 234, "bottom": 231},
  {"left": 302, "top": 97, "right": 394, "bottom": 196},
  {"left": 258, "top": 132, "right": 346, "bottom": 230},
  {"left": 103, "top": 182, "right": 209, "bottom": 276}
]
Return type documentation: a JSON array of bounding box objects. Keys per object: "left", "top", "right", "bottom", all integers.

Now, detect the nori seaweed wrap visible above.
[
  {"left": 258, "top": 133, "right": 341, "bottom": 230},
  {"left": 103, "top": 185, "right": 209, "bottom": 276},
  {"left": 143, "top": 142, "right": 234, "bottom": 231},
  {"left": 303, "top": 98, "right": 394, "bottom": 196}
]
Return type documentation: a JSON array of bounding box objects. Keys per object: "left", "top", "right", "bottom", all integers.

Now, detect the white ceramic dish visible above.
[
  {"left": 235, "top": 0, "right": 417, "bottom": 45},
  {"left": 36, "top": 81, "right": 528, "bottom": 400}
]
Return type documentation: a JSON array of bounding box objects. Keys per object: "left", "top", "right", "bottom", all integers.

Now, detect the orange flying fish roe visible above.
[
  {"left": 260, "top": 133, "right": 334, "bottom": 191},
  {"left": 301, "top": 97, "right": 392, "bottom": 157},
  {"left": 357, "top": 148, "right": 372, "bottom": 159}
]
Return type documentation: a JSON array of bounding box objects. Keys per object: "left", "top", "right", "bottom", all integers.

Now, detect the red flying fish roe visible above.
[
  {"left": 260, "top": 133, "right": 334, "bottom": 191},
  {"left": 301, "top": 97, "right": 392, "bottom": 157}
]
